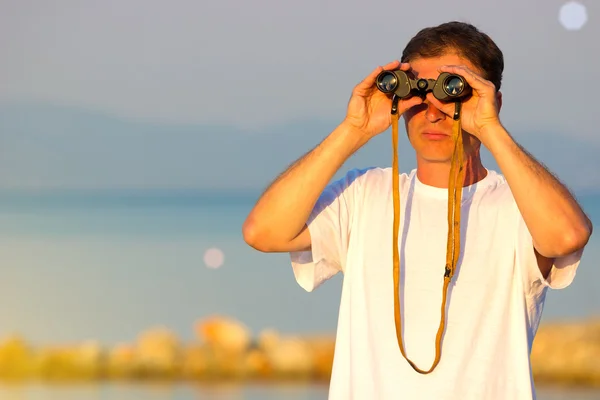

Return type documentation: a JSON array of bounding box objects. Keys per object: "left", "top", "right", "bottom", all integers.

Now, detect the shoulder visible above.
[
  {"left": 323, "top": 167, "right": 377, "bottom": 198},
  {"left": 345, "top": 167, "right": 415, "bottom": 188},
  {"left": 472, "top": 169, "right": 516, "bottom": 205},
  {"left": 331, "top": 166, "right": 411, "bottom": 190},
  {"left": 469, "top": 170, "right": 526, "bottom": 229},
  {"left": 324, "top": 167, "right": 414, "bottom": 204}
]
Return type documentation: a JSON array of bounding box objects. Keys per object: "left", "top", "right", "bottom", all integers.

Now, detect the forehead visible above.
[{"left": 410, "top": 53, "right": 479, "bottom": 78}]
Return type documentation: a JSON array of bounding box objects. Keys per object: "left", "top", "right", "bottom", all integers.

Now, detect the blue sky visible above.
[{"left": 0, "top": 1, "right": 598, "bottom": 191}]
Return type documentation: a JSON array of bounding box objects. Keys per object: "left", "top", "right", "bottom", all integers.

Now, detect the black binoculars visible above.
[{"left": 376, "top": 69, "right": 471, "bottom": 101}]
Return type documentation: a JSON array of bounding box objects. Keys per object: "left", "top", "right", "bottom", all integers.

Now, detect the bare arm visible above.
[
  {"left": 242, "top": 60, "right": 423, "bottom": 253},
  {"left": 242, "top": 122, "right": 367, "bottom": 253},
  {"left": 481, "top": 124, "right": 593, "bottom": 270},
  {"left": 429, "top": 64, "right": 593, "bottom": 279}
]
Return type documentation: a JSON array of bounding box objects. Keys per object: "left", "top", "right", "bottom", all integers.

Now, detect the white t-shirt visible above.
[{"left": 289, "top": 167, "right": 582, "bottom": 400}]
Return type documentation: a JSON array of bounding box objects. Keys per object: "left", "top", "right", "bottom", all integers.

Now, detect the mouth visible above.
[{"left": 422, "top": 131, "right": 450, "bottom": 140}]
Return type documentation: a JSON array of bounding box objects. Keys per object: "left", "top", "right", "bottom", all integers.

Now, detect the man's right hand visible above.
[
  {"left": 243, "top": 61, "right": 422, "bottom": 253},
  {"left": 343, "top": 60, "right": 424, "bottom": 140}
]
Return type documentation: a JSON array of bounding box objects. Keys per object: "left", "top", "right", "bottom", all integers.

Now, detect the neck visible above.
[{"left": 416, "top": 152, "right": 487, "bottom": 188}]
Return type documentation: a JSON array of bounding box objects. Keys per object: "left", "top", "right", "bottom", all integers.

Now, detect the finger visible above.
[
  {"left": 425, "top": 93, "right": 455, "bottom": 117},
  {"left": 398, "top": 95, "right": 424, "bottom": 114},
  {"left": 355, "top": 62, "right": 396, "bottom": 92},
  {"left": 383, "top": 61, "right": 411, "bottom": 72},
  {"left": 355, "top": 60, "right": 407, "bottom": 93},
  {"left": 438, "top": 65, "right": 495, "bottom": 92},
  {"left": 398, "top": 62, "right": 411, "bottom": 71},
  {"left": 382, "top": 60, "right": 401, "bottom": 70}
]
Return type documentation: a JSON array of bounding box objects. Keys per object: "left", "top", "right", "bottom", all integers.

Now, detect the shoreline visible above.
[{"left": 1, "top": 315, "right": 598, "bottom": 387}]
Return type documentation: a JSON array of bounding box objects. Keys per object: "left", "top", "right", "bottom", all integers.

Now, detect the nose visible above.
[{"left": 425, "top": 101, "right": 446, "bottom": 123}]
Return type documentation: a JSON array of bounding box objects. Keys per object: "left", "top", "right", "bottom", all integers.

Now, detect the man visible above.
[{"left": 242, "top": 21, "right": 592, "bottom": 399}]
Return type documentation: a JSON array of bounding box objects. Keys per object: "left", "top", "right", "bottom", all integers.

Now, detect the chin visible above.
[
  {"left": 421, "top": 155, "right": 454, "bottom": 164},
  {"left": 415, "top": 145, "right": 454, "bottom": 162}
]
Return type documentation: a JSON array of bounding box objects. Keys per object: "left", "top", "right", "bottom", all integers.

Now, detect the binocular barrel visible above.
[{"left": 375, "top": 70, "right": 471, "bottom": 101}]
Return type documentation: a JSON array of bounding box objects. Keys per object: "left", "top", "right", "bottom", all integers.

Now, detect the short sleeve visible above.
[
  {"left": 515, "top": 208, "right": 583, "bottom": 296},
  {"left": 289, "top": 168, "right": 369, "bottom": 292}
]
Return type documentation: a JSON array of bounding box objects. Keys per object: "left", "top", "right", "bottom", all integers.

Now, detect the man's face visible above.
[{"left": 402, "top": 53, "right": 483, "bottom": 164}]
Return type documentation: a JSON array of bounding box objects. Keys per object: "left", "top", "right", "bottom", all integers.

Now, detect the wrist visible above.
[
  {"left": 478, "top": 121, "right": 506, "bottom": 147},
  {"left": 479, "top": 122, "right": 514, "bottom": 158},
  {"left": 339, "top": 119, "right": 370, "bottom": 150}
]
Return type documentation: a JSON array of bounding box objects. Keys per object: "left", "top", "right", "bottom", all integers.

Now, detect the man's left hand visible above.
[{"left": 426, "top": 65, "right": 502, "bottom": 141}]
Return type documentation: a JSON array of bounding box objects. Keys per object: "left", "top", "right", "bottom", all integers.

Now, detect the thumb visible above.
[
  {"left": 398, "top": 96, "right": 424, "bottom": 114},
  {"left": 425, "top": 93, "right": 454, "bottom": 118}
]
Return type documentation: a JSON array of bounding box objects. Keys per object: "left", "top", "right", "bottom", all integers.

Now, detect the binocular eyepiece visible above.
[{"left": 376, "top": 69, "right": 471, "bottom": 102}]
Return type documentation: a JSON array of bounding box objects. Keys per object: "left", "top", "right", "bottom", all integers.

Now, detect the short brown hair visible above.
[{"left": 400, "top": 21, "right": 504, "bottom": 91}]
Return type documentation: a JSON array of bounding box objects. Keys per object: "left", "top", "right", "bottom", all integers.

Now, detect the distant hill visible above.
[{"left": 0, "top": 101, "right": 598, "bottom": 194}]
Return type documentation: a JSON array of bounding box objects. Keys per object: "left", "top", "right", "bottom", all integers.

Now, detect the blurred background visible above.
[{"left": 0, "top": 0, "right": 599, "bottom": 399}]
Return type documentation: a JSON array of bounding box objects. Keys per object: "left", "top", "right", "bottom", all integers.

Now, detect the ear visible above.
[{"left": 496, "top": 91, "right": 503, "bottom": 113}]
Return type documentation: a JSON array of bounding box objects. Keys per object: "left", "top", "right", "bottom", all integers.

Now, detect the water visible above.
[
  {"left": 0, "top": 383, "right": 599, "bottom": 399},
  {"left": 0, "top": 189, "right": 599, "bottom": 399},
  {"left": 0, "top": 189, "right": 350, "bottom": 347}
]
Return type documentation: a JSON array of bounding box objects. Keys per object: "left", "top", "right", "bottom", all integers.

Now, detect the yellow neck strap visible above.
[{"left": 391, "top": 100, "right": 466, "bottom": 374}]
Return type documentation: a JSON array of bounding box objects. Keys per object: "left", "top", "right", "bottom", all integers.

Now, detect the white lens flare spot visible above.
[
  {"left": 204, "top": 247, "right": 224, "bottom": 269},
  {"left": 559, "top": 1, "right": 588, "bottom": 31}
]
